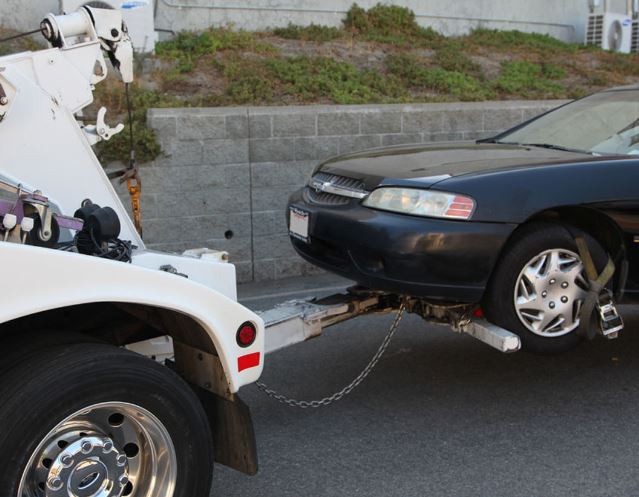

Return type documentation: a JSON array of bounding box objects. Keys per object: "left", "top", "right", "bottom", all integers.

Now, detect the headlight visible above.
[{"left": 362, "top": 188, "right": 475, "bottom": 220}]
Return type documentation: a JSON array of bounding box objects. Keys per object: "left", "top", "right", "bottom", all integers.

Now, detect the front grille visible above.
[
  {"left": 312, "top": 172, "right": 366, "bottom": 192},
  {"left": 586, "top": 14, "right": 604, "bottom": 46},
  {"left": 304, "top": 188, "right": 351, "bottom": 205},
  {"left": 305, "top": 172, "right": 367, "bottom": 206},
  {"left": 633, "top": 21, "right": 639, "bottom": 52}
]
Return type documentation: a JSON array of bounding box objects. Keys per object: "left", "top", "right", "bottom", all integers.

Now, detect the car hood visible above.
[{"left": 318, "top": 141, "right": 596, "bottom": 190}]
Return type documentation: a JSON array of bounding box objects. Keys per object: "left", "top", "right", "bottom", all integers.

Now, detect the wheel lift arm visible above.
[{"left": 259, "top": 291, "right": 521, "bottom": 355}]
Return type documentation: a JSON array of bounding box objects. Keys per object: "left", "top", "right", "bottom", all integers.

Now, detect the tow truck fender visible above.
[{"left": 0, "top": 242, "right": 265, "bottom": 393}]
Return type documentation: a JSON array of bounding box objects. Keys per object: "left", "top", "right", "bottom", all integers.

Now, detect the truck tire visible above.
[
  {"left": 0, "top": 330, "right": 101, "bottom": 376},
  {"left": 483, "top": 222, "right": 609, "bottom": 355},
  {"left": 0, "top": 342, "right": 213, "bottom": 497}
]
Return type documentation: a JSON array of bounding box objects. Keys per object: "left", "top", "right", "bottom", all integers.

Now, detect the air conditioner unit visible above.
[
  {"left": 585, "top": 12, "right": 633, "bottom": 53},
  {"left": 60, "top": 0, "right": 157, "bottom": 52}
]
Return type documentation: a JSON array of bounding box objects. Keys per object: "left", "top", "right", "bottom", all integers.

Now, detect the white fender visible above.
[{"left": 0, "top": 242, "right": 264, "bottom": 393}]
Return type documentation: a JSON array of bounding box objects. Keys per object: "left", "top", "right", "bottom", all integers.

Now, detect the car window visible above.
[{"left": 498, "top": 90, "right": 639, "bottom": 156}]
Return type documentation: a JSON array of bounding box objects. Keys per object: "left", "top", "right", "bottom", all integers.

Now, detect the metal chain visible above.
[{"left": 255, "top": 301, "right": 406, "bottom": 408}]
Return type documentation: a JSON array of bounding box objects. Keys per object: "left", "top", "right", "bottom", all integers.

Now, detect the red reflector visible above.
[
  {"left": 237, "top": 322, "right": 257, "bottom": 348},
  {"left": 445, "top": 210, "right": 472, "bottom": 217},
  {"left": 453, "top": 196, "right": 474, "bottom": 205},
  {"left": 238, "top": 352, "right": 261, "bottom": 372},
  {"left": 473, "top": 308, "right": 484, "bottom": 318},
  {"left": 444, "top": 195, "right": 475, "bottom": 219}
]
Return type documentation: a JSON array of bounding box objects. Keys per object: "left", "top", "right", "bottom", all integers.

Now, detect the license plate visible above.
[{"left": 289, "top": 207, "right": 310, "bottom": 243}]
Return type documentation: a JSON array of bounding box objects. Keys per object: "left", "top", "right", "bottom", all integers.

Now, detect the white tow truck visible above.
[
  {"left": 0, "top": 7, "right": 526, "bottom": 496},
  {"left": 0, "top": 7, "right": 264, "bottom": 496}
]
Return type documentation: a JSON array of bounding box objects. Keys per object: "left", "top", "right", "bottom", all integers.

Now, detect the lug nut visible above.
[
  {"left": 61, "top": 454, "right": 74, "bottom": 467},
  {"left": 542, "top": 291, "right": 548, "bottom": 298},
  {"left": 549, "top": 302, "right": 556, "bottom": 309},
  {"left": 119, "top": 475, "right": 129, "bottom": 486},
  {"left": 561, "top": 282, "right": 569, "bottom": 288},
  {"left": 81, "top": 441, "right": 93, "bottom": 453},
  {"left": 0, "top": 96, "right": 7, "bottom": 105},
  {"left": 116, "top": 454, "right": 128, "bottom": 467},
  {"left": 549, "top": 279, "right": 556, "bottom": 285},
  {"left": 47, "top": 477, "right": 63, "bottom": 491},
  {"left": 561, "top": 296, "right": 568, "bottom": 303},
  {"left": 103, "top": 441, "right": 114, "bottom": 453}
]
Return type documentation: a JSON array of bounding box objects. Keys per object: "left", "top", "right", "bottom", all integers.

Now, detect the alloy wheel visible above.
[{"left": 18, "top": 401, "right": 177, "bottom": 497}]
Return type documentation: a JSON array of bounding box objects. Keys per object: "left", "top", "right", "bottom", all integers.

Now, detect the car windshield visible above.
[{"left": 495, "top": 89, "right": 639, "bottom": 156}]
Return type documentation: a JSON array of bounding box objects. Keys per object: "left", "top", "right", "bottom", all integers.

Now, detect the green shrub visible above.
[
  {"left": 493, "top": 61, "right": 564, "bottom": 96},
  {"left": 216, "top": 57, "right": 274, "bottom": 104},
  {"left": 343, "top": 3, "right": 441, "bottom": 46},
  {"left": 226, "top": 75, "right": 274, "bottom": 104},
  {"left": 541, "top": 63, "right": 567, "bottom": 79},
  {"left": 423, "top": 68, "right": 492, "bottom": 100},
  {"left": 268, "top": 56, "right": 359, "bottom": 102},
  {"left": 273, "top": 23, "right": 343, "bottom": 42},
  {"left": 155, "top": 28, "right": 276, "bottom": 76},
  {"left": 434, "top": 43, "right": 483, "bottom": 78},
  {"left": 345, "top": 3, "right": 416, "bottom": 34},
  {"left": 156, "top": 28, "right": 275, "bottom": 58},
  {"left": 466, "top": 28, "right": 578, "bottom": 54},
  {"left": 96, "top": 119, "right": 162, "bottom": 165},
  {"left": 267, "top": 55, "right": 404, "bottom": 104},
  {"left": 387, "top": 53, "right": 491, "bottom": 100}
]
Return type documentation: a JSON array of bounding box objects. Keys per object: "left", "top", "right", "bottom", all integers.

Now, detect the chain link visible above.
[{"left": 255, "top": 301, "right": 406, "bottom": 408}]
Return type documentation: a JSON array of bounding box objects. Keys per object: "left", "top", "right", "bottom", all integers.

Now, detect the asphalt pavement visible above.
[{"left": 212, "top": 274, "right": 639, "bottom": 497}]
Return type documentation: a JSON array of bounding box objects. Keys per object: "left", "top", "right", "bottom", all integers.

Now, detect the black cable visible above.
[
  {"left": 74, "top": 228, "right": 133, "bottom": 263},
  {"left": 0, "top": 28, "right": 42, "bottom": 44},
  {"left": 124, "top": 82, "right": 135, "bottom": 169}
]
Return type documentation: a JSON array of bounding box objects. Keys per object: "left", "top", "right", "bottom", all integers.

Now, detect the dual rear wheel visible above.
[{"left": 1, "top": 342, "right": 214, "bottom": 497}]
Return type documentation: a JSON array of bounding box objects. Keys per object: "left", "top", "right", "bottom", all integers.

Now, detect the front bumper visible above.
[{"left": 288, "top": 188, "right": 517, "bottom": 303}]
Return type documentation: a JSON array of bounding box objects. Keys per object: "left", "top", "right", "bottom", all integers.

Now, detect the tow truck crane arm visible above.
[{"left": 40, "top": 6, "right": 134, "bottom": 83}]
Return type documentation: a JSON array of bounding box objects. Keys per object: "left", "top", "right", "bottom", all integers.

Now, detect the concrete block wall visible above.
[{"left": 143, "top": 100, "right": 566, "bottom": 283}]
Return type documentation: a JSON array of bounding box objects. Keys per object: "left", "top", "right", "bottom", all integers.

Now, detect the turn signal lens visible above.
[
  {"left": 362, "top": 188, "right": 475, "bottom": 220},
  {"left": 236, "top": 322, "right": 257, "bottom": 348}
]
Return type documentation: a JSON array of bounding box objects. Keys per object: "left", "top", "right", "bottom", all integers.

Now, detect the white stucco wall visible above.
[
  {"left": 0, "top": 0, "right": 634, "bottom": 43},
  {"left": 0, "top": 0, "right": 59, "bottom": 31}
]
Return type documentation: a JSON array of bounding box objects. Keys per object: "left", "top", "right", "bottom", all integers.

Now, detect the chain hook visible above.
[{"left": 120, "top": 167, "right": 142, "bottom": 237}]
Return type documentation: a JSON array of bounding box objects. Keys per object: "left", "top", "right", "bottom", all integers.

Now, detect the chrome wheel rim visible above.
[
  {"left": 514, "top": 248, "right": 589, "bottom": 337},
  {"left": 18, "top": 402, "right": 177, "bottom": 497}
]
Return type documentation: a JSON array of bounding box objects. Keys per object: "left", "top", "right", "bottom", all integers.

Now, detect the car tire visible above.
[
  {"left": 483, "top": 222, "right": 609, "bottom": 355},
  {"left": 0, "top": 342, "right": 214, "bottom": 497}
]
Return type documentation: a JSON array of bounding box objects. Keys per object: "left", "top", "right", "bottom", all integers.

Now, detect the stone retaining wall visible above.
[{"left": 142, "top": 100, "right": 566, "bottom": 282}]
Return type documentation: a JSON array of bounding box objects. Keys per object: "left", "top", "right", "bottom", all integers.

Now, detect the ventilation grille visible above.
[
  {"left": 304, "top": 189, "right": 351, "bottom": 206},
  {"left": 586, "top": 14, "right": 604, "bottom": 46},
  {"left": 305, "top": 172, "right": 367, "bottom": 206},
  {"left": 311, "top": 172, "right": 366, "bottom": 192},
  {"left": 633, "top": 21, "right": 639, "bottom": 52}
]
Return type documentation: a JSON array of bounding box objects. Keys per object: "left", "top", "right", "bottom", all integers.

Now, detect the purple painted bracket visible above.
[
  {"left": 0, "top": 197, "right": 84, "bottom": 234},
  {"left": 55, "top": 215, "right": 83, "bottom": 231}
]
